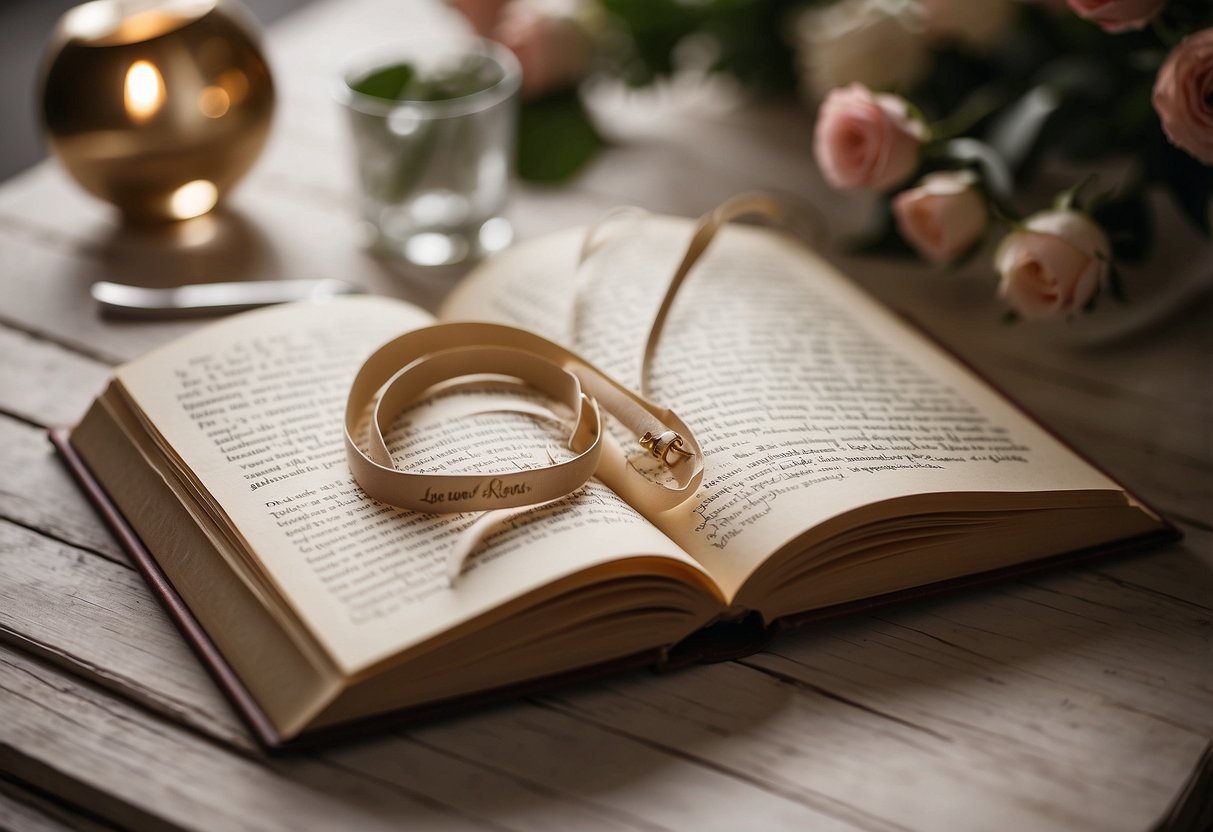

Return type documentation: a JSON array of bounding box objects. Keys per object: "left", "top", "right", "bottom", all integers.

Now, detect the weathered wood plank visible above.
[
  {"left": 0, "top": 788, "right": 84, "bottom": 832},
  {"left": 0, "top": 223, "right": 195, "bottom": 365},
  {"left": 0, "top": 519, "right": 240, "bottom": 741},
  {"left": 0, "top": 777, "right": 119, "bottom": 832},
  {"left": 1092, "top": 524, "right": 1213, "bottom": 609},
  {"left": 967, "top": 322, "right": 1211, "bottom": 469},
  {"left": 3, "top": 511, "right": 1208, "bottom": 832},
  {"left": 0, "top": 644, "right": 511, "bottom": 832},
  {"left": 0, "top": 415, "right": 126, "bottom": 564},
  {"left": 336, "top": 702, "right": 864, "bottom": 832},
  {"left": 0, "top": 324, "right": 113, "bottom": 429}
]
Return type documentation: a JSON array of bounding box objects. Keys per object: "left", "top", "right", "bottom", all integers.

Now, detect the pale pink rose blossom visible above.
[
  {"left": 995, "top": 209, "right": 1111, "bottom": 319},
  {"left": 893, "top": 171, "right": 989, "bottom": 264},
  {"left": 494, "top": 1, "right": 594, "bottom": 99},
  {"left": 1153, "top": 28, "right": 1213, "bottom": 165},
  {"left": 1065, "top": 0, "right": 1166, "bottom": 32},
  {"left": 449, "top": 0, "right": 510, "bottom": 36},
  {"left": 813, "top": 83, "right": 927, "bottom": 192}
]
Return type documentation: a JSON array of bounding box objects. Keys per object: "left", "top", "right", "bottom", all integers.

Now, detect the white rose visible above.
[
  {"left": 921, "top": 0, "right": 1019, "bottom": 49},
  {"left": 792, "top": 0, "right": 930, "bottom": 100}
]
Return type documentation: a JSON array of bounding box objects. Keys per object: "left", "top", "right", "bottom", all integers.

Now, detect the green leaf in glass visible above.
[{"left": 351, "top": 63, "right": 416, "bottom": 101}]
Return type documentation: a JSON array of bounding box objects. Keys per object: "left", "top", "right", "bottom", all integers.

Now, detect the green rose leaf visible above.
[
  {"left": 516, "top": 88, "right": 604, "bottom": 184},
  {"left": 1092, "top": 192, "right": 1153, "bottom": 263}
]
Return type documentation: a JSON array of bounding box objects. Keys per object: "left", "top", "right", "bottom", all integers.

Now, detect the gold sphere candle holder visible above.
[{"left": 40, "top": 0, "right": 275, "bottom": 223}]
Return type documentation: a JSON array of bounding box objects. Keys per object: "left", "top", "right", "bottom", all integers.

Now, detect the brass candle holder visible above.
[{"left": 40, "top": 0, "right": 275, "bottom": 223}]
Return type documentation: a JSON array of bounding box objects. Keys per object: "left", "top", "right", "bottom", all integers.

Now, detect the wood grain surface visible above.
[{"left": 1, "top": 0, "right": 1209, "bottom": 829}]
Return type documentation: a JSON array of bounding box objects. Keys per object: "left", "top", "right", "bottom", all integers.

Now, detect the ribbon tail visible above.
[{"left": 445, "top": 496, "right": 571, "bottom": 586}]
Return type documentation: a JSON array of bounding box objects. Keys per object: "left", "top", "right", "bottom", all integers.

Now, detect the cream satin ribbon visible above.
[{"left": 345, "top": 192, "right": 789, "bottom": 583}]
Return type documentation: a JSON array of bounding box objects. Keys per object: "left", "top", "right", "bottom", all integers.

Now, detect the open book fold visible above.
[{"left": 60, "top": 209, "right": 1176, "bottom": 747}]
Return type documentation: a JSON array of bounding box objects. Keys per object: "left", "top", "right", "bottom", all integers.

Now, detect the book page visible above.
[
  {"left": 443, "top": 217, "right": 1131, "bottom": 599},
  {"left": 115, "top": 296, "right": 714, "bottom": 674}
]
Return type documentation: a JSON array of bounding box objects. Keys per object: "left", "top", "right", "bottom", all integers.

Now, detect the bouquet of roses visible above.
[
  {"left": 450, "top": 0, "right": 1212, "bottom": 321},
  {"left": 808, "top": 0, "right": 1213, "bottom": 321}
]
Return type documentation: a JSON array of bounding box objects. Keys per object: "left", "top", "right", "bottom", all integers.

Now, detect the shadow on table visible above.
[
  {"left": 249, "top": 540, "right": 1209, "bottom": 828},
  {"left": 78, "top": 207, "right": 281, "bottom": 289},
  {"left": 264, "top": 662, "right": 798, "bottom": 826}
]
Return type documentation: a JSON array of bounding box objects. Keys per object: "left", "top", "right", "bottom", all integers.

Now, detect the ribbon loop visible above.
[
  {"left": 344, "top": 322, "right": 704, "bottom": 523},
  {"left": 345, "top": 193, "right": 793, "bottom": 583}
]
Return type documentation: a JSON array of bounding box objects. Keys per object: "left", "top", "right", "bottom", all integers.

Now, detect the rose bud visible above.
[
  {"left": 1065, "top": 0, "right": 1166, "bottom": 33},
  {"left": 995, "top": 209, "right": 1111, "bottom": 319},
  {"left": 494, "top": 0, "right": 596, "bottom": 100},
  {"left": 893, "top": 171, "right": 990, "bottom": 264},
  {"left": 1153, "top": 28, "right": 1213, "bottom": 166},
  {"left": 813, "top": 83, "right": 927, "bottom": 192}
]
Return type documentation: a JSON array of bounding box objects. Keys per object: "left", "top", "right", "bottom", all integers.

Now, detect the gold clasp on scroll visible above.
[{"left": 639, "top": 431, "right": 692, "bottom": 466}]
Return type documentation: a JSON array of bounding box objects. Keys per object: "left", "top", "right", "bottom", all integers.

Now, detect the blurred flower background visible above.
[{"left": 451, "top": 0, "right": 1212, "bottom": 322}]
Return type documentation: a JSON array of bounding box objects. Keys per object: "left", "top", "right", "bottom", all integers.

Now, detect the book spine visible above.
[{"left": 656, "top": 610, "right": 774, "bottom": 671}]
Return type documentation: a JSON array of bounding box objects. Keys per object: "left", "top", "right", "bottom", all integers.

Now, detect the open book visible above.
[{"left": 61, "top": 212, "right": 1175, "bottom": 747}]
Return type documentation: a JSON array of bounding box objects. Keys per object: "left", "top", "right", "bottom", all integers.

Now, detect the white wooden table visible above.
[{"left": 1, "top": 1, "right": 1210, "bottom": 829}]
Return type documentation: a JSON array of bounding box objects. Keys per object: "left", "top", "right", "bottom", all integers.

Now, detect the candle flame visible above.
[
  {"left": 169, "top": 180, "right": 218, "bottom": 219},
  {"left": 124, "top": 60, "right": 164, "bottom": 122}
]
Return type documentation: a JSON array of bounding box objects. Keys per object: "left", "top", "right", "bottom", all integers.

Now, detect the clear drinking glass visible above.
[{"left": 337, "top": 39, "right": 520, "bottom": 266}]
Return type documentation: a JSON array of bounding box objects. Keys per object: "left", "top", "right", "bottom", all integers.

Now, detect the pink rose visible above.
[
  {"left": 813, "top": 83, "right": 926, "bottom": 192},
  {"left": 893, "top": 171, "right": 989, "bottom": 264},
  {"left": 494, "top": 1, "right": 594, "bottom": 99},
  {"left": 1153, "top": 28, "right": 1213, "bottom": 166},
  {"left": 1065, "top": 0, "right": 1166, "bottom": 32},
  {"left": 449, "top": 0, "right": 510, "bottom": 36},
  {"left": 995, "top": 209, "right": 1111, "bottom": 319}
]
